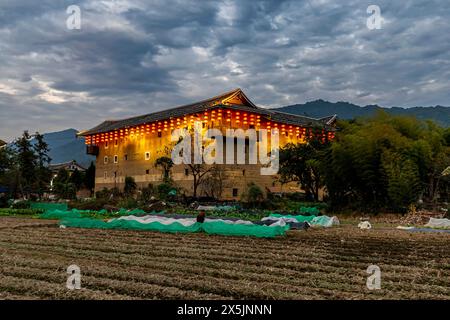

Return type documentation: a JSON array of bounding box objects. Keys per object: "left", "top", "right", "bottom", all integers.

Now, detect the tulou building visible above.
[{"left": 78, "top": 89, "right": 336, "bottom": 200}]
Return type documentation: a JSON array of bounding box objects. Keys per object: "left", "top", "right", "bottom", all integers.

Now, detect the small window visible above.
[
  {"left": 104, "top": 156, "right": 108, "bottom": 164},
  {"left": 104, "top": 171, "right": 107, "bottom": 179},
  {"left": 114, "top": 139, "right": 118, "bottom": 147},
  {"left": 249, "top": 124, "right": 255, "bottom": 129},
  {"left": 124, "top": 154, "right": 128, "bottom": 161},
  {"left": 202, "top": 122, "right": 206, "bottom": 128},
  {"left": 114, "top": 171, "right": 117, "bottom": 178},
  {"left": 242, "top": 169, "right": 245, "bottom": 176},
  {"left": 232, "top": 188, "right": 238, "bottom": 197},
  {"left": 145, "top": 152, "right": 150, "bottom": 160},
  {"left": 105, "top": 141, "right": 108, "bottom": 148},
  {"left": 145, "top": 169, "right": 150, "bottom": 175},
  {"left": 157, "top": 131, "right": 162, "bottom": 138},
  {"left": 185, "top": 168, "right": 189, "bottom": 176},
  {"left": 114, "top": 155, "right": 118, "bottom": 163}
]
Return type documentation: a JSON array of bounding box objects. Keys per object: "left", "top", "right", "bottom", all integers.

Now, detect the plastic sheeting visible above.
[
  {"left": 358, "top": 221, "right": 372, "bottom": 230},
  {"left": 60, "top": 216, "right": 289, "bottom": 238},
  {"left": 424, "top": 218, "right": 450, "bottom": 229},
  {"left": 266, "top": 214, "right": 339, "bottom": 227},
  {"left": 311, "top": 215, "right": 340, "bottom": 227},
  {"left": 268, "top": 214, "right": 316, "bottom": 223}
]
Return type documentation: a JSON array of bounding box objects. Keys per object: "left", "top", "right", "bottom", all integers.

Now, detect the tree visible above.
[
  {"left": 53, "top": 168, "right": 76, "bottom": 199},
  {"left": 279, "top": 135, "right": 328, "bottom": 201},
  {"left": 84, "top": 162, "right": 96, "bottom": 194},
  {"left": 124, "top": 176, "right": 137, "bottom": 197},
  {"left": 241, "top": 182, "right": 264, "bottom": 204},
  {"left": 323, "top": 112, "right": 450, "bottom": 212},
  {"left": 0, "top": 146, "right": 16, "bottom": 198},
  {"left": 14, "top": 131, "right": 37, "bottom": 198},
  {"left": 0, "top": 145, "right": 13, "bottom": 176},
  {"left": 186, "top": 164, "right": 212, "bottom": 198},
  {"left": 33, "top": 132, "right": 52, "bottom": 198},
  {"left": 155, "top": 156, "right": 174, "bottom": 182},
  {"left": 201, "top": 165, "right": 226, "bottom": 199},
  {"left": 69, "top": 168, "right": 84, "bottom": 191}
]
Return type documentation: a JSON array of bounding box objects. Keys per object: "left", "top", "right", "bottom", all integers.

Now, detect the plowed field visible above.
[{"left": 0, "top": 217, "right": 449, "bottom": 299}]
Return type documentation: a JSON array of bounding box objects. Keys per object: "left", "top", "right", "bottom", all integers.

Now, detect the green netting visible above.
[
  {"left": 59, "top": 217, "right": 288, "bottom": 238},
  {"left": 269, "top": 213, "right": 317, "bottom": 222},
  {"left": 61, "top": 217, "right": 203, "bottom": 233},
  {"left": 202, "top": 220, "right": 289, "bottom": 238},
  {"left": 30, "top": 202, "right": 68, "bottom": 211},
  {"left": 41, "top": 209, "right": 83, "bottom": 219},
  {"left": 299, "top": 207, "right": 320, "bottom": 215}
]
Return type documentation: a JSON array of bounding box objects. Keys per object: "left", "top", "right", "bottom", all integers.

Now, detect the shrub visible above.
[
  {"left": 117, "top": 197, "right": 138, "bottom": 209},
  {"left": 68, "top": 198, "right": 109, "bottom": 211},
  {"left": 241, "top": 182, "right": 264, "bottom": 204},
  {"left": 124, "top": 176, "right": 137, "bottom": 197},
  {"left": 157, "top": 182, "right": 175, "bottom": 199},
  {"left": 96, "top": 187, "right": 121, "bottom": 200},
  {"left": 11, "top": 200, "right": 31, "bottom": 209},
  {"left": 140, "top": 184, "right": 155, "bottom": 203},
  {"left": 0, "top": 208, "right": 41, "bottom": 216}
]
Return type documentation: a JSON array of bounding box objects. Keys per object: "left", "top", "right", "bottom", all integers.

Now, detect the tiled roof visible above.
[{"left": 78, "top": 88, "right": 335, "bottom": 136}]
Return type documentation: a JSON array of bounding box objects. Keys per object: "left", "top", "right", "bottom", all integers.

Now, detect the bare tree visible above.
[{"left": 201, "top": 165, "right": 226, "bottom": 199}]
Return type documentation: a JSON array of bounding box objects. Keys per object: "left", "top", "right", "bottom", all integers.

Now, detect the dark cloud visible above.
[{"left": 1, "top": 0, "right": 450, "bottom": 141}]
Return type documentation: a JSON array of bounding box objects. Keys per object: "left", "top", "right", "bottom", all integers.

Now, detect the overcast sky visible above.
[{"left": 1, "top": 0, "right": 450, "bottom": 141}]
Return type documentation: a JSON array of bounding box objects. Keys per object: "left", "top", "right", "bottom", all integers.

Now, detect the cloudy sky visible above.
[{"left": 1, "top": 0, "right": 450, "bottom": 141}]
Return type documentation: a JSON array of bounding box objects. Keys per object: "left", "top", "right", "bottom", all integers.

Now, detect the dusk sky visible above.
[{"left": 1, "top": 0, "right": 450, "bottom": 141}]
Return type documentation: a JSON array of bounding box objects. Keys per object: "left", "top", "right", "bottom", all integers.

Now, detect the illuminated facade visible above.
[{"left": 78, "top": 89, "right": 336, "bottom": 199}]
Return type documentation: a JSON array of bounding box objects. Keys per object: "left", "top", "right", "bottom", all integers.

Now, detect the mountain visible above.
[
  {"left": 274, "top": 100, "right": 450, "bottom": 127},
  {"left": 8, "top": 129, "right": 95, "bottom": 168},
  {"left": 41, "top": 129, "right": 95, "bottom": 168}
]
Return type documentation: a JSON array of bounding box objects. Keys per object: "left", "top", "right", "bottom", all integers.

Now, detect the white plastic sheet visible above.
[{"left": 424, "top": 217, "right": 450, "bottom": 229}]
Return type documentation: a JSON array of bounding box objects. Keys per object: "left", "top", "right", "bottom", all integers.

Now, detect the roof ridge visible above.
[{"left": 102, "top": 88, "right": 245, "bottom": 124}]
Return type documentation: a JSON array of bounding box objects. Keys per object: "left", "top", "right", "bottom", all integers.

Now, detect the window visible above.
[
  {"left": 232, "top": 188, "right": 238, "bottom": 197},
  {"left": 145, "top": 152, "right": 150, "bottom": 160},
  {"left": 105, "top": 141, "right": 108, "bottom": 148},
  {"left": 114, "top": 139, "right": 118, "bottom": 147},
  {"left": 185, "top": 168, "right": 189, "bottom": 176},
  {"left": 104, "top": 171, "right": 107, "bottom": 179},
  {"left": 242, "top": 169, "right": 245, "bottom": 176},
  {"left": 249, "top": 124, "right": 255, "bottom": 129},
  {"left": 114, "top": 155, "right": 118, "bottom": 163},
  {"left": 124, "top": 154, "right": 128, "bottom": 161},
  {"left": 145, "top": 169, "right": 150, "bottom": 175},
  {"left": 157, "top": 131, "right": 162, "bottom": 137},
  {"left": 104, "top": 156, "right": 108, "bottom": 164}
]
